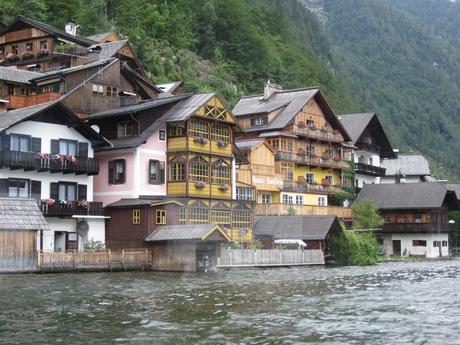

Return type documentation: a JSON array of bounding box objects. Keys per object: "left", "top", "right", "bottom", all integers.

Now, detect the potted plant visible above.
[
  {"left": 78, "top": 200, "right": 89, "bottom": 209},
  {"left": 195, "top": 181, "right": 206, "bottom": 189},
  {"left": 217, "top": 140, "right": 228, "bottom": 148},
  {"left": 218, "top": 184, "right": 229, "bottom": 192}
]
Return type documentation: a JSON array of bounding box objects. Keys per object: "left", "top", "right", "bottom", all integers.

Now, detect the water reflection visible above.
[{"left": 1, "top": 260, "right": 460, "bottom": 344}]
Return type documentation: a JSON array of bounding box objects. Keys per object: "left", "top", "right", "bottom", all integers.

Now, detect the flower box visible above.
[
  {"left": 218, "top": 184, "right": 229, "bottom": 192},
  {"left": 195, "top": 181, "right": 206, "bottom": 189},
  {"left": 217, "top": 140, "right": 228, "bottom": 148},
  {"left": 21, "top": 51, "right": 34, "bottom": 59},
  {"left": 297, "top": 120, "right": 306, "bottom": 128},
  {"left": 6, "top": 53, "right": 18, "bottom": 62},
  {"left": 193, "top": 136, "right": 208, "bottom": 145}
]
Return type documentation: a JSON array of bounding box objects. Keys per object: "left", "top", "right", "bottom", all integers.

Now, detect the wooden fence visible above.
[
  {"left": 217, "top": 249, "right": 324, "bottom": 267},
  {"left": 37, "top": 249, "right": 152, "bottom": 272}
]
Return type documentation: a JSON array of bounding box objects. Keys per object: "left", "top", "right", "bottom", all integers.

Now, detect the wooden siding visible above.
[
  {"left": 3, "top": 92, "right": 61, "bottom": 109},
  {"left": 151, "top": 242, "right": 198, "bottom": 272},
  {"left": 0, "top": 230, "right": 37, "bottom": 272}
]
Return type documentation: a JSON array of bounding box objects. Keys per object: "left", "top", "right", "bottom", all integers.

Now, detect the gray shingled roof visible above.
[
  {"left": 381, "top": 154, "right": 431, "bottom": 176},
  {"left": 105, "top": 198, "right": 181, "bottom": 208},
  {"left": 86, "top": 32, "right": 113, "bottom": 42},
  {"left": 0, "top": 197, "right": 49, "bottom": 231},
  {"left": 339, "top": 113, "right": 375, "bottom": 144},
  {"left": 235, "top": 139, "right": 264, "bottom": 152},
  {"left": 0, "top": 67, "right": 43, "bottom": 84},
  {"left": 32, "top": 59, "right": 113, "bottom": 81},
  {"left": 355, "top": 182, "right": 450, "bottom": 210},
  {"left": 145, "top": 224, "right": 229, "bottom": 241},
  {"left": 88, "top": 40, "right": 128, "bottom": 60},
  {"left": 446, "top": 184, "right": 460, "bottom": 201},
  {"left": 254, "top": 215, "right": 338, "bottom": 240},
  {"left": 163, "top": 93, "right": 216, "bottom": 123},
  {"left": 0, "top": 101, "right": 55, "bottom": 131}
]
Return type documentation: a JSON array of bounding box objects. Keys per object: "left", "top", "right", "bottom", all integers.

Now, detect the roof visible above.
[
  {"left": 88, "top": 40, "right": 128, "bottom": 60},
  {"left": 254, "top": 215, "right": 339, "bottom": 240},
  {"left": 0, "top": 67, "right": 43, "bottom": 84},
  {"left": 105, "top": 198, "right": 182, "bottom": 208},
  {"left": 1, "top": 16, "right": 96, "bottom": 47},
  {"left": 381, "top": 154, "right": 431, "bottom": 176},
  {"left": 86, "top": 32, "right": 120, "bottom": 42},
  {"left": 232, "top": 87, "right": 351, "bottom": 140},
  {"left": 0, "top": 197, "right": 49, "bottom": 231},
  {"left": 0, "top": 101, "right": 55, "bottom": 131},
  {"left": 145, "top": 224, "right": 231, "bottom": 242},
  {"left": 339, "top": 112, "right": 395, "bottom": 158},
  {"left": 156, "top": 81, "right": 183, "bottom": 93},
  {"left": 446, "top": 184, "right": 460, "bottom": 201},
  {"left": 355, "top": 182, "right": 453, "bottom": 210},
  {"left": 235, "top": 139, "right": 264, "bottom": 152},
  {"left": 31, "top": 59, "right": 113, "bottom": 81},
  {"left": 163, "top": 93, "right": 216, "bottom": 122}
]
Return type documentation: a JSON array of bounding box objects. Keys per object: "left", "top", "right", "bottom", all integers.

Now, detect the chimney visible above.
[
  {"left": 65, "top": 23, "right": 80, "bottom": 36},
  {"left": 86, "top": 46, "right": 101, "bottom": 63},
  {"left": 393, "top": 148, "right": 399, "bottom": 158},
  {"left": 119, "top": 91, "right": 137, "bottom": 106},
  {"left": 263, "top": 80, "right": 282, "bottom": 100}
]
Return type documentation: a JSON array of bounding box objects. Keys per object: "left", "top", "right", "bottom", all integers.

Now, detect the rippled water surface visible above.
[{"left": 2, "top": 260, "right": 460, "bottom": 344}]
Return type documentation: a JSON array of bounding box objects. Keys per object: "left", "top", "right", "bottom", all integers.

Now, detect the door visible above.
[
  {"left": 393, "top": 240, "right": 401, "bottom": 256},
  {"left": 196, "top": 243, "right": 215, "bottom": 272}
]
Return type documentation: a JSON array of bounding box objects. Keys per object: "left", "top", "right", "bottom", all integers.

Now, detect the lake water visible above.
[{"left": 1, "top": 260, "right": 460, "bottom": 345}]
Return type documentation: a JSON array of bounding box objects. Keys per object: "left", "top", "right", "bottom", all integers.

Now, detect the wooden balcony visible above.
[
  {"left": 40, "top": 201, "right": 103, "bottom": 217},
  {"left": 355, "top": 162, "right": 386, "bottom": 176},
  {"left": 3, "top": 92, "right": 61, "bottom": 109},
  {"left": 292, "top": 125, "right": 343, "bottom": 143},
  {"left": 275, "top": 151, "right": 349, "bottom": 170},
  {"left": 283, "top": 180, "right": 343, "bottom": 194},
  {"left": 254, "top": 203, "right": 353, "bottom": 219},
  {"left": 381, "top": 223, "right": 456, "bottom": 234},
  {"left": 0, "top": 151, "right": 99, "bottom": 176}
]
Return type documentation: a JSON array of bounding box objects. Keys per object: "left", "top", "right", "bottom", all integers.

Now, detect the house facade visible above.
[
  {"left": 356, "top": 182, "right": 458, "bottom": 258},
  {"left": 339, "top": 112, "right": 395, "bottom": 189},
  {"left": 0, "top": 101, "right": 109, "bottom": 251},
  {"left": 380, "top": 154, "right": 432, "bottom": 184},
  {"left": 233, "top": 82, "right": 352, "bottom": 209}
]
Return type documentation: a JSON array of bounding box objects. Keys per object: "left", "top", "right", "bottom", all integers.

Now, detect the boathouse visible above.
[{"left": 0, "top": 197, "right": 49, "bottom": 272}]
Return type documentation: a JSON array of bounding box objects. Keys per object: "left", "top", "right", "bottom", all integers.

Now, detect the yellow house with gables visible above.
[
  {"left": 233, "top": 82, "right": 352, "bottom": 208},
  {"left": 164, "top": 93, "right": 254, "bottom": 242}
]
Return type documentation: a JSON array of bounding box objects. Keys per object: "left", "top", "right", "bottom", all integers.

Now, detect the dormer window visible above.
[
  {"left": 117, "top": 121, "right": 134, "bottom": 138},
  {"left": 250, "top": 116, "right": 268, "bottom": 126}
]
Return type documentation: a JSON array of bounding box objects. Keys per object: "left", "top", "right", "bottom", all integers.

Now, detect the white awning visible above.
[{"left": 274, "top": 239, "right": 307, "bottom": 247}]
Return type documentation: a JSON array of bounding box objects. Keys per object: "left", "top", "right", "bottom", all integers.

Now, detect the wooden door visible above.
[{"left": 393, "top": 240, "right": 401, "bottom": 256}]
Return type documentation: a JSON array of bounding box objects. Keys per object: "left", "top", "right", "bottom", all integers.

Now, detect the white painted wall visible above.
[
  {"left": 382, "top": 233, "right": 449, "bottom": 258},
  {"left": 380, "top": 176, "right": 423, "bottom": 184},
  {"left": 354, "top": 149, "right": 381, "bottom": 188}
]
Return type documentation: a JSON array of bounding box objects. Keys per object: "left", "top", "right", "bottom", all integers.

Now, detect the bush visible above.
[
  {"left": 83, "top": 240, "right": 105, "bottom": 250},
  {"left": 330, "top": 230, "right": 380, "bottom": 266}
]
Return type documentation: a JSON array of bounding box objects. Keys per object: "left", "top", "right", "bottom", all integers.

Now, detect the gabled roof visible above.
[
  {"left": 1, "top": 16, "right": 96, "bottom": 47},
  {"left": 88, "top": 40, "right": 128, "bottom": 60},
  {"left": 0, "top": 197, "right": 49, "bottom": 231},
  {"left": 145, "top": 224, "right": 231, "bottom": 242},
  {"left": 445, "top": 184, "right": 460, "bottom": 201},
  {"left": 232, "top": 87, "right": 351, "bottom": 140},
  {"left": 355, "top": 182, "right": 455, "bottom": 210},
  {"left": 86, "top": 31, "right": 121, "bottom": 43},
  {"left": 254, "top": 215, "right": 340, "bottom": 240},
  {"left": 0, "top": 101, "right": 109, "bottom": 147},
  {"left": 0, "top": 67, "right": 43, "bottom": 84},
  {"left": 105, "top": 198, "right": 182, "bottom": 208},
  {"left": 156, "top": 81, "right": 183, "bottom": 94},
  {"left": 235, "top": 139, "right": 264, "bottom": 152},
  {"left": 339, "top": 112, "right": 395, "bottom": 158},
  {"left": 381, "top": 154, "right": 431, "bottom": 177},
  {"left": 31, "top": 59, "right": 114, "bottom": 81}
]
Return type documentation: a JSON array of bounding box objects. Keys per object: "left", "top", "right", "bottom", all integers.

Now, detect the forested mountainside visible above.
[{"left": 318, "top": 0, "right": 460, "bottom": 180}]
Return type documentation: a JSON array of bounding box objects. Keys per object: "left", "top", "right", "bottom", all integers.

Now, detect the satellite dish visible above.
[
  {"left": 91, "top": 124, "right": 100, "bottom": 133},
  {"left": 77, "top": 221, "right": 89, "bottom": 238}
]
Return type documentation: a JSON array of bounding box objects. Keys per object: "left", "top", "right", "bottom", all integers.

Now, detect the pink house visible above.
[{"left": 87, "top": 95, "right": 189, "bottom": 206}]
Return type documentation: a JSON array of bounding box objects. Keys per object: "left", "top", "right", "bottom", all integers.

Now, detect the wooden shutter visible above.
[
  {"left": 50, "top": 139, "right": 59, "bottom": 154},
  {"left": 77, "top": 184, "right": 87, "bottom": 201},
  {"left": 159, "top": 161, "right": 165, "bottom": 184},
  {"left": 50, "top": 182, "right": 59, "bottom": 200},
  {"left": 0, "top": 179, "right": 8, "bottom": 197},
  {"left": 108, "top": 160, "right": 115, "bottom": 184},
  {"left": 31, "top": 137, "right": 41, "bottom": 153},
  {"left": 78, "top": 142, "right": 88, "bottom": 157},
  {"left": 30, "top": 180, "right": 41, "bottom": 200},
  {"left": 1, "top": 133, "right": 10, "bottom": 151}
]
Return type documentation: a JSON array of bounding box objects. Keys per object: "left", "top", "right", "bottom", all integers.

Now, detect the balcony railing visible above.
[
  {"left": 358, "top": 142, "right": 381, "bottom": 154},
  {"left": 381, "top": 223, "right": 456, "bottom": 234},
  {"left": 275, "top": 151, "right": 349, "bottom": 170},
  {"left": 355, "top": 162, "right": 386, "bottom": 176},
  {"left": 283, "top": 180, "right": 343, "bottom": 194},
  {"left": 0, "top": 151, "right": 99, "bottom": 175},
  {"left": 292, "top": 125, "right": 343, "bottom": 143},
  {"left": 3, "top": 92, "right": 62, "bottom": 109},
  {"left": 254, "top": 203, "right": 353, "bottom": 219},
  {"left": 40, "top": 200, "right": 103, "bottom": 217}
]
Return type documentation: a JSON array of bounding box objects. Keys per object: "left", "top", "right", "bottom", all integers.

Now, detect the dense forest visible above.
[{"left": 1, "top": 0, "right": 459, "bottom": 180}]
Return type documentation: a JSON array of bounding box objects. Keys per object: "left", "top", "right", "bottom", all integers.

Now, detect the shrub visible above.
[
  {"left": 330, "top": 229, "right": 380, "bottom": 266},
  {"left": 83, "top": 240, "right": 105, "bottom": 250}
]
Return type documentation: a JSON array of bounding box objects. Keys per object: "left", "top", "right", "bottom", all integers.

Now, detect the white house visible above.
[
  {"left": 0, "top": 101, "right": 110, "bottom": 251},
  {"left": 380, "top": 153, "right": 432, "bottom": 184}
]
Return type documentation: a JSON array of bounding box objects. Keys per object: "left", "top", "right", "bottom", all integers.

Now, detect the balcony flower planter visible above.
[
  {"left": 297, "top": 121, "right": 306, "bottom": 128},
  {"left": 218, "top": 184, "right": 229, "bottom": 192},
  {"left": 66, "top": 155, "right": 77, "bottom": 164},
  {"left": 320, "top": 127, "right": 328, "bottom": 133},
  {"left": 321, "top": 179, "right": 331, "bottom": 187},
  {"left": 21, "top": 51, "right": 34, "bottom": 59},
  {"left": 334, "top": 129, "right": 341, "bottom": 135},
  {"left": 333, "top": 156, "right": 341, "bottom": 162},
  {"left": 41, "top": 199, "right": 56, "bottom": 207},
  {"left": 37, "top": 49, "right": 49, "bottom": 57},
  {"left": 78, "top": 200, "right": 89, "bottom": 209},
  {"left": 193, "top": 136, "right": 208, "bottom": 145},
  {"left": 195, "top": 181, "right": 206, "bottom": 189},
  {"left": 6, "top": 53, "right": 18, "bottom": 62},
  {"left": 217, "top": 140, "right": 228, "bottom": 148}
]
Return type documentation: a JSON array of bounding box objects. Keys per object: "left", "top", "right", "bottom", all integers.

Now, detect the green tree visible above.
[{"left": 352, "top": 199, "right": 384, "bottom": 230}]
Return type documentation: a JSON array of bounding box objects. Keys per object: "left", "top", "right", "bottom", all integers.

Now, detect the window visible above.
[
  {"left": 133, "top": 209, "right": 141, "bottom": 224},
  {"left": 306, "top": 145, "right": 315, "bottom": 157},
  {"left": 281, "top": 163, "right": 293, "bottom": 181},
  {"left": 189, "top": 207, "right": 209, "bottom": 224},
  {"left": 11, "top": 45, "right": 18, "bottom": 54},
  {"left": 306, "top": 173, "right": 315, "bottom": 184},
  {"left": 58, "top": 182, "right": 76, "bottom": 201},
  {"left": 149, "top": 160, "right": 165, "bottom": 184},
  {"left": 10, "top": 134, "right": 30, "bottom": 152},
  {"left": 40, "top": 40, "right": 48, "bottom": 50},
  {"left": 433, "top": 241, "right": 441, "bottom": 248},
  {"left": 280, "top": 139, "right": 293, "bottom": 152},
  {"left": 167, "top": 126, "right": 185, "bottom": 137},
  {"left": 261, "top": 193, "right": 271, "bottom": 204},
  {"left": 25, "top": 42, "right": 33, "bottom": 51},
  {"left": 295, "top": 195, "right": 304, "bottom": 205},
  {"left": 169, "top": 162, "right": 185, "bottom": 181},
  {"left": 282, "top": 195, "right": 293, "bottom": 204},
  {"left": 8, "top": 179, "right": 28, "bottom": 198},
  {"left": 190, "top": 161, "right": 209, "bottom": 182},
  {"left": 106, "top": 86, "right": 119, "bottom": 98},
  {"left": 159, "top": 130, "right": 166, "bottom": 141},
  {"left": 117, "top": 121, "right": 134, "bottom": 138},
  {"left": 325, "top": 175, "right": 333, "bottom": 184},
  {"left": 211, "top": 123, "right": 230, "bottom": 143},
  {"left": 59, "top": 139, "right": 77, "bottom": 156},
  {"left": 236, "top": 187, "right": 253, "bottom": 201},
  {"left": 179, "top": 207, "right": 186, "bottom": 225},
  {"left": 91, "top": 83, "right": 104, "bottom": 95},
  {"left": 307, "top": 120, "right": 315, "bottom": 128},
  {"left": 212, "top": 161, "right": 230, "bottom": 185},
  {"left": 232, "top": 210, "right": 251, "bottom": 229},
  {"left": 109, "top": 159, "right": 126, "bottom": 184},
  {"left": 269, "top": 139, "right": 279, "bottom": 151},
  {"left": 188, "top": 119, "right": 209, "bottom": 138},
  {"left": 414, "top": 214, "right": 422, "bottom": 223},
  {"left": 156, "top": 210, "right": 166, "bottom": 224},
  {"left": 0, "top": 47, "right": 4, "bottom": 55},
  {"left": 318, "top": 197, "right": 326, "bottom": 206},
  {"left": 211, "top": 210, "right": 231, "bottom": 225},
  {"left": 250, "top": 116, "right": 268, "bottom": 126},
  {"left": 412, "top": 240, "right": 427, "bottom": 247},
  {"left": 442, "top": 240, "right": 448, "bottom": 247},
  {"left": 369, "top": 157, "right": 373, "bottom": 166}
]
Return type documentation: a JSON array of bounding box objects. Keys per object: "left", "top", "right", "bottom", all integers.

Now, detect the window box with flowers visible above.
[
  {"left": 195, "top": 181, "right": 206, "bottom": 189},
  {"left": 21, "top": 51, "right": 34, "bottom": 60},
  {"left": 78, "top": 200, "right": 89, "bottom": 209},
  {"left": 218, "top": 184, "right": 229, "bottom": 192},
  {"left": 193, "top": 136, "right": 208, "bottom": 145},
  {"left": 321, "top": 178, "right": 331, "bottom": 186},
  {"left": 217, "top": 140, "right": 228, "bottom": 148},
  {"left": 297, "top": 120, "right": 306, "bottom": 128},
  {"left": 6, "top": 53, "right": 18, "bottom": 62}
]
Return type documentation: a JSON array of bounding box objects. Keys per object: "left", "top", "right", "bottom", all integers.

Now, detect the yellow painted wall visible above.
[
  {"left": 294, "top": 166, "right": 341, "bottom": 185},
  {"left": 256, "top": 191, "right": 281, "bottom": 203},
  {"left": 279, "top": 192, "right": 328, "bottom": 206}
]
